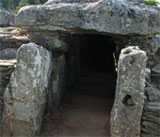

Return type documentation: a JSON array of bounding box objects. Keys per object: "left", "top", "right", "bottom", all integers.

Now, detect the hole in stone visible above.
[
  {"left": 41, "top": 34, "right": 123, "bottom": 137},
  {"left": 122, "top": 95, "right": 134, "bottom": 107},
  {"left": 123, "top": 49, "right": 131, "bottom": 54},
  {"left": 129, "top": 58, "right": 135, "bottom": 65}
]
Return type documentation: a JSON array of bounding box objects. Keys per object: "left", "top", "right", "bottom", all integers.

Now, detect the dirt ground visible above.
[{"left": 41, "top": 70, "right": 116, "bottom": 137}]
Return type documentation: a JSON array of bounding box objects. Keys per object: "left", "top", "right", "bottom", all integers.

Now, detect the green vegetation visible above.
[
  {"left": 144, "top": 0, "right": 159, "bottom": 6},
  {"left": 0, "top": 0, "right": 47, "bottom": 13}
]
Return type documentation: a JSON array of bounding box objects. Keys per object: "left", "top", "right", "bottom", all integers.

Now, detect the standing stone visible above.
[
  {"left": 110, "top": 46, "right": 147, "bottom": 137},
  {"left": 2, "top": 43, "right": 51, "bottom": 137}
]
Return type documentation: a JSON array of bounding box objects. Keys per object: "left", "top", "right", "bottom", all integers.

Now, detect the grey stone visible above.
[
  {"left": 127, "top": 0, "right": 144, "bottom": 2},
  {"left": 0, "top": 9, "right": 15, "bottom": 27},
  {"left": 144, "top": 102, "right": 160, "bottom": 116},
  {"left": 142, "top": 112, "right": 160, "bottom": 125},
  {"left": 141, "top": 133, "right": 160, "bottom": 137},
  {"left": 145, "top": 86, "right": 160, "bottom": 102},
  {"left": 45, "top": 0, "right": 100, "bottom": 4},
  {"left": 29, "top": 32, "right": 68, "bottom": 51},
  {"left": 0, "top": 96, "right": 3, "bottom": 137},
  {"left": 0, "top": 48, "right": 17, "bottom": 59},
  {"left": 142, "top": 121, "right": 160, "bottom": 136},
  {"left": 148, "top": 34, "right": 160, "bottom": 55},
  {"left": 16, "top": 0, "right": 160, "bottom": 35},
  {"left": 110, "top": 46, "right": 147, "bottom": 137},
  {"left": 47, "top": 54, "right": 66, "bottom": 112},
  {"left": 2, "top": 43, "right": 51, "bottom": 137}
]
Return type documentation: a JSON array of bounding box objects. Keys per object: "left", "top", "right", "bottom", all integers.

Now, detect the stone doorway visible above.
[
  {"left": 1, "top": 33, "right": 147, "bottom": 137},
  {"left": 41, "top": 34, "right": 118, "bottom": 137}
]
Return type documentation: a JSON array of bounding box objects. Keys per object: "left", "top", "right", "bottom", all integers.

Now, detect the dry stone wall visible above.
[
  {"left": 141, "top": 35, "right": 160, "bottom": 137},
  {"left": 123, "top": 35, "right": 160, "bottom": 137},
  {"left": 0, "top": 27, "right": 29, "bottom": 59}
]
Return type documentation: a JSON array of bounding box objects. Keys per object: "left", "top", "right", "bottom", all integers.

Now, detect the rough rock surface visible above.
[
  {"left": 29, "top": 32, "right": 68, "bottom": 51},
  {"left": 47, "top": 54, "right": 66, "bottom": 112},
  {"left": 110, "top": 46, "right": 147, "bottom": 137},
  {"left": 0, "top": 9, "right": 15, "bottom": 27},
  {"left": 2, "top": 43, "right": 51, "bottom": 137},
  {"left": 139, "top": 34, "right": 160, "bottom": 137},
  {"left": 45, "top": 0, "right": 100, "bottom": 4},
  {"left": 127, "top": 0, "right": 144, "bottom": 3},
  {"left": 0, "top": 48, "right": 17, "bottom": 59},
  {"left": 46, "top": 0, "right": 144, "bottom": 4},
  {"left": 119, "top": 34, "right": 160, "bottom": 137},
  {"left": 15, "top": 0, "right": 160, "bottom": 35}
]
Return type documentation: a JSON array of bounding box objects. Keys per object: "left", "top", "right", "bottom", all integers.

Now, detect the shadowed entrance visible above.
[{"left": 41, "top": 35, "right": 117, "bottom": 137}]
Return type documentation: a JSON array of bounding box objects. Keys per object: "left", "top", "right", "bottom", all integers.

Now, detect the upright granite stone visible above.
[
  {"left": 2, "top": 43, "right": 51, "bottom": 137},
  {"left": 110, "top": 46, "right": 147, "bottom": 137}
]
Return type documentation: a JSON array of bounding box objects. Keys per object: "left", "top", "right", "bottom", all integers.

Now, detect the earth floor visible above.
[{"left": 41, "top": 70, "right": 116, "bottom": 137}]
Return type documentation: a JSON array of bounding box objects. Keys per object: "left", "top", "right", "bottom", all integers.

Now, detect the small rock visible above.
[{"left": 0, "top": 9, "right": 15, "bottom": 27}]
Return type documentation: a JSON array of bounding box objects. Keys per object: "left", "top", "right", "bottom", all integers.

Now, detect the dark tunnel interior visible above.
[
  {"left": 41, "top": 34, "right": 119, "bottom": 137},
  {"left": 81, "top": 35, "right": 116, "bottom": 73}
]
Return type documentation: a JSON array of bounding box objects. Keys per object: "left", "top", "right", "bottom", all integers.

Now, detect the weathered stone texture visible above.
[
  {"left": 127, "top": 0, "right": 144, "bottom": 3},
  {"left": 45, "top": 0, "right": 100, "bottom": 4},
  {"left": 66, "top": 36, "right": 82, "bottom": 88},
  {"left": 29, "top": 32, "right": 68, "bottom": 52},
  {"left": 0, "top": 28, "right": 29, "bottom": 132},
  {"left": 110, "top": 46, "right": 147, "bottom": 137},
  {"left": 0, "top": 48, "right": 17, "bottom": 59},
  {"left": 16, "top": 0, "right": 160, "bottom": 35},
  {"left": 123, "top": 35, "right": 160, "bottom": 137},
  {"left": 46, "top": 0, "right": 144, "bottom": 4},
  {"left": 2, "top": 43, "right": 51, "bottom": 137},
  {"left": 140, "top": 34, "right": 160, "bottom": 137},
  {"left": 0, "top": 9, "right": 15, "bottom": 27},
  {"left": 2, "top": 0, "right": 160, "bottom": 136},
  {"left": 47, "top": 54, "right": 66, "bottom": 112}
]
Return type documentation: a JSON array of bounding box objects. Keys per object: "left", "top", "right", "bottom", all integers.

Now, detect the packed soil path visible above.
[{"left": 41, "top": 70, "right": 116, "bottom": 137}]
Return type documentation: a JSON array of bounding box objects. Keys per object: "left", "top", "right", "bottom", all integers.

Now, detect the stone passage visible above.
[
  {"left": 111, "top": 46, "right": 147, "bottom": 137},
  {"left": 1, "top": 0, "right": 160, "bottom": 136},
  {"left": 2, "top": 43, "right": 51, "bottom": 137},
  {"left": 40, "top": 34, "right": 117, "bottom": 137}
]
